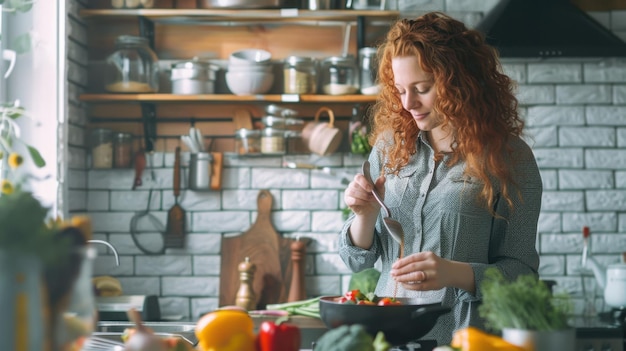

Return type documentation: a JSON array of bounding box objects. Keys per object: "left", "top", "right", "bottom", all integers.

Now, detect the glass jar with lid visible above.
[
  {"left": 260, "top": 127, "right": 286, "bottom": 155},
  {"left": 359, "top": 47, "right": 380, "bottom": 95},
  {"left": 320, "top": 55, "right": 358, "bottom": 95},
  {"left": 283, "top": 56, "right": 318, "bottom": 94},
  {"left": 104, "top": 35, "right": 159, "bottom": 93}
]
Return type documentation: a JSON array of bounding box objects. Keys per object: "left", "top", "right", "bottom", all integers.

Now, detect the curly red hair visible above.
[{"left": 369, "top": 12, "right": 524, "bottom": 211}]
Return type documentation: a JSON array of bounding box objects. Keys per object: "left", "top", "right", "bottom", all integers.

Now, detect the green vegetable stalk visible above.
[
  {"left": 266, "top": 297, "right": 321, "bottom": 319},
  {"left": 478, "top": 268, "right": 572, "bottom": 332}
]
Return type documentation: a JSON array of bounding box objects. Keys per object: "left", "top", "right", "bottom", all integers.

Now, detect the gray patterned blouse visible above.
[{"left": 338, "top": 132, "right": 542, "bottom": 345}]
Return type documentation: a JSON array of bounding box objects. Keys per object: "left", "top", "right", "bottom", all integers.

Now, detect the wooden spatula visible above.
[{"left": 164, "top": 147, "right": 186, "bottom": 248}]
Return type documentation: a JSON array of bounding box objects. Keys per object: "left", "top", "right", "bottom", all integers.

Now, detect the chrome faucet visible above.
[{"left": 88, "top": 239, "right": 120, "bottom": 266}]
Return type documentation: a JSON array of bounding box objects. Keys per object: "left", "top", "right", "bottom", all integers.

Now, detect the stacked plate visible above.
[{"left": 226, "top": 49, "right": 274, "bottom": 95}]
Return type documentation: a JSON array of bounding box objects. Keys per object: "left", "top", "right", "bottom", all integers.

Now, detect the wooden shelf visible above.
[
  {"left": 79, "top": 8, "right": 400, "bottom": 23},
  {"left": 79, "top": 93, "right": 377, "bottom": 103}
]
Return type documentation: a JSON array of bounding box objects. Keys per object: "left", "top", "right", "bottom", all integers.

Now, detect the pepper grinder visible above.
[
  {"left": 235, "top": 257, "right": 256, "bottom": 310},
  {"left": 288, "top": 239, "right": 307, "bottom": 302}
]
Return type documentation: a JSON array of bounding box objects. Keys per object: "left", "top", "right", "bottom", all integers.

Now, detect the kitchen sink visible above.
[
  {"left": 94, "top": 321, "right": 197, "bottom": 345},
  {"left": 94, "top": 320, "right": 327, "bottom": 349}
]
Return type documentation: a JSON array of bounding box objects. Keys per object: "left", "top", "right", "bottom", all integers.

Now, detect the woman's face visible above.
[{"left": 392, "top": 55, "right": 440, "bottom": 132}]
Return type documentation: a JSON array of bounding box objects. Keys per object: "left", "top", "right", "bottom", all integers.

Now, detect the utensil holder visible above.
[{"left": 189, "top": 152, "right": 213, "bottom": 190}]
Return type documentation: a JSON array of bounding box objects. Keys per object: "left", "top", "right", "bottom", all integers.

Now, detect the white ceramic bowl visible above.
[
  {"left": 226, "top": 71, "right": 274, "bottom": 95},
  {"left": 229, "top": 49, "right": 272, "bottom": 65},
  {"left": 227, "top": 63, "right": 273, "bottom": 73}
]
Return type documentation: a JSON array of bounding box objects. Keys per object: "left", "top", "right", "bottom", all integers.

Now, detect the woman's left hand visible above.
[{"left": 389, "top": 251, "right": 454, "bottom": 291}]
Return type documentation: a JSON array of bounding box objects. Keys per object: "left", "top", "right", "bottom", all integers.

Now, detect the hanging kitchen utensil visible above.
[
  {"left": 130, "top": 189, "right": 166, "bottom": 255},
  {"left": 164, "top": 147, "right": 186, "bottom": 248},
  {"left": 132, "top": 149, "right": 147, "bottom": 190}
]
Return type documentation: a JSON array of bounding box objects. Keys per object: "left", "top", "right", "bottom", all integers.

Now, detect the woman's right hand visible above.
[{"left": 343, "top": 173, "right": 385, "bottom": 217}]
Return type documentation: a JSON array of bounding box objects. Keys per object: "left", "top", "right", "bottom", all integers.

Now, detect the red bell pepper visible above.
[
  {"left": 256, "top": 316, "right": 301, "bottom": 351},
  {"left": 344, "top": 289, "right": 365, "bottom": 303},
  {"left": 377, "top": 297, "right": 401, "bottom": 306}
]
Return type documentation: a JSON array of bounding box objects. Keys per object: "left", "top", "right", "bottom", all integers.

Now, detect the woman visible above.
[{"left": 339, "top": 12, "right": 542, "bottom": 345}]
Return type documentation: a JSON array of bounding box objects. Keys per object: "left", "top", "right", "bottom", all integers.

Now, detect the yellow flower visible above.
[
  {"left": 8, "top": 152, "right": 23, "bottom": 169},
  {"left": 47, "top": 215, "right": 64, "bottom": 229},
  {"left": 1, "top": 179, "right": 14, "bottom": 195},
  {"left": 70, "top": 215, "right": 93, "bottom": 241}
]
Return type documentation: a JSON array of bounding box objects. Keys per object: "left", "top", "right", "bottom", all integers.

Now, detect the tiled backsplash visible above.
[{"left": 67, "top": 0, "right": 626, "bottom": 319}]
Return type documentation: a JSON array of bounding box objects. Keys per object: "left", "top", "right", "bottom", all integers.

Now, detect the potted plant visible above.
[
  {"left": 0, "top": 2, "right": 79, "bottom": 349},
  {"left": 478, "top": 268, "right": 575, "bottom": 351}
]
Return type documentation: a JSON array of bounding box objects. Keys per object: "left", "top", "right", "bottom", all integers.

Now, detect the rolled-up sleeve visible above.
[{"left": 338, "top": 213, "right": 383, "bottom": 272}]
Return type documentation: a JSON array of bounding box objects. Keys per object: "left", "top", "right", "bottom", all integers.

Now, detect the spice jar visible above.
[
  {"left": 321, "top": 55, "right": 358, "bottom": 95},
  {"left": 104, "top": 35, "right": 159, "bottom": 93},
  {"left": 113, "top": 132, "right": 133, "bottom": 168},
  {"left": 283, "top": 56, "right": 318, "bottom": 94},
  {"left": 235, "top": 128, "right": 261, "bottom": 155},
  {"left": 91, "top": 128, "right": 114, "bottom": 169}
]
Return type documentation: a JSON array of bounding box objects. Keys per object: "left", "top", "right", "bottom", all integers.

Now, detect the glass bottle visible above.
[
  {"left": 104, "top": 35, "right": 159, "bottom": 93},
  {"left": 90, "top": 128, "right": 114, "bottom": 169},
  {"left": 320, "top": 55, "right": 358, "bottom": 95},
  {"left": 113, "top": 132, "right": 133, "bottom": 168},
  {"left": 283, "top": 56, "right": 318, "bottom": 94}
]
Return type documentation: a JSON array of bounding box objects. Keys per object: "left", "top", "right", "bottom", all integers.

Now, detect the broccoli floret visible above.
[
  {"left": 314, "top": 324, "right": 374, "bottom": 351},
  {"left": 348, "top": 268, "right": 381, "bottom": 294}
]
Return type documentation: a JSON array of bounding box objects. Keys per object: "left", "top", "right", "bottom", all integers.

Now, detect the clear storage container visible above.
[
  {"left": 261, "top": 127, "right": 286, "bottom": 154},
  {"left": 104, "top": 35, "right": 159, "bottom": 93},
  {"left": 359, "top": 47, "right": 380, "bottom": 95},
  {"left": 91, "top": 128, "right": 114, "bottom": 169},
  {"left": 235, "top": 128, "right": 261, "bottom": 155},
  {"left": 320, "top": 55, "right": 358, "bottom": 95},
  {"left": 113, "top": 132, "right": 133, "bottom": 168},
  {"left": 283, "top": 56, "right": 318, "bottom": 94}
]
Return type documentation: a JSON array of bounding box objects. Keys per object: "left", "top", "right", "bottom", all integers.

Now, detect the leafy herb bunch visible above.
[{"left": 478, "top": 268, "right": 572, "bottom": 332}]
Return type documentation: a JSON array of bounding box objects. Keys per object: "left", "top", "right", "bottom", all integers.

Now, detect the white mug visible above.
[{"left": 3, "top": 49, "right": 16, "bottom": 79}]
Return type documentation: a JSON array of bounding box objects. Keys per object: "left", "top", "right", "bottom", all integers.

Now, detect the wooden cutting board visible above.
[{"left": 219, "top": 189, "right": 293, "bottom": 309}]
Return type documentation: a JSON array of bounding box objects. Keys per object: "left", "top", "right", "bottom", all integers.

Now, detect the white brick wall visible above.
[{"left": 70, "top": 0, "right": 626, "bottom": 318}]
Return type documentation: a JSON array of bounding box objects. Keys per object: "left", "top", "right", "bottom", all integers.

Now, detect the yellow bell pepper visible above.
[
  {"left": 195, "top": 309, "right": 256, "bottom": 351},
  {"left": 451, "top": 327, "right": 525, "bottom": 351}
]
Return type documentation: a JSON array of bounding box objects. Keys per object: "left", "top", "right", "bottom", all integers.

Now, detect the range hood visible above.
[{"left": 475, "top": 0, "right": 626, "bottom": 57}]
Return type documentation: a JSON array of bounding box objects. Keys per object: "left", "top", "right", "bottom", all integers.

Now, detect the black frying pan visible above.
[{"left": 319, "top": 296, "right": 451, "bottom": 345}]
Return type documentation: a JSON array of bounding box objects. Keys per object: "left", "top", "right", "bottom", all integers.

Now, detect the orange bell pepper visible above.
[
  {"left": 450, "top": 327, "right": 525, "bottom": 351},
  {"left": 195, "top": 309, "right": 256, "bottom": 351}
]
